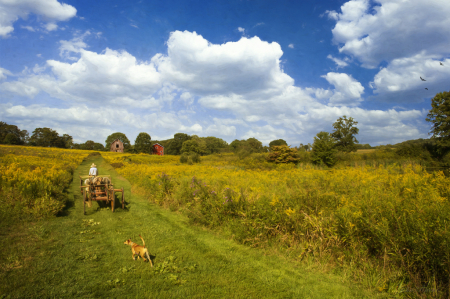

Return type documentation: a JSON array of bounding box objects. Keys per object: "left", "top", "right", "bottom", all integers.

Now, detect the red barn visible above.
[{"left": 152, "top": 143, "right": 164, "bottom": 156}]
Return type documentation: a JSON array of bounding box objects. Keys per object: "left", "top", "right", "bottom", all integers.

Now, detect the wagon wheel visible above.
[{"left": 83, "top": 187, "right": 86, "bottom": 215}]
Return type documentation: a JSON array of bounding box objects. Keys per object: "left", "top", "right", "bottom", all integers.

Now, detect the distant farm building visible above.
[
  {"left": 152, "top": 143, "right": 164, "bottom": 156},
  {"left": 110, "top": 139, "right": 124, "bottom": 153}
]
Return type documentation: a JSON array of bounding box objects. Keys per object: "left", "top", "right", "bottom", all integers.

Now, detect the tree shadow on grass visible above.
[
  {"left": 56, "top": 199, "right": 75, "bottom": 217},
  {"left": 56, "top": 185, "right": 79, "bottom": 217}
]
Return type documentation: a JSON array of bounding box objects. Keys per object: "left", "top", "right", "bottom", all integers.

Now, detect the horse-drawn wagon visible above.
[{"left": 79, "top": 175, "right": 124, "bottom": 215}]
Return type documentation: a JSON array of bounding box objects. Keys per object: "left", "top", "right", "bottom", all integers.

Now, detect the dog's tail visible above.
[{"left": 139, "top": 234, "right": 146, "bottom": 247}]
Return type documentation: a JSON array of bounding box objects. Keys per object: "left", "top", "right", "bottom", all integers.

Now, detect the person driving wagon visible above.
[{"left": 89, "top": 163, "right": 98, "bottom": 177}]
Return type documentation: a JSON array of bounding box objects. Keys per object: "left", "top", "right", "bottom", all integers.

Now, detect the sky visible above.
[{"left": 0, "top": 0, "right": 449, "bottom": 146}]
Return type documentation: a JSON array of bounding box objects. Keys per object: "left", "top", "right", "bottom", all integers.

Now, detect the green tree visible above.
[
  {"left": 61, "top": 134, "right": 73, "bottom": 148},
  {"left": 105, "top": 132, "right": 131, "bottom": 150},
  {"left": 84, "top": 140, "right": 96, "bottom": 150},
  {"left": 311, "top": 131, "right": 337, "bottom": 167},
  {"left": 166, "top": 133, "right": 191, "bottom": 155},
  {"left": 230, "top": 138, "right": 264, "bottom": 156},
  {"left": 269, "top": 139, "right": 288, "bottom": 148},
  {"left": 426, "top": 91, "right": 450, "bottom": 147},
  {"left": 246, "top": 137, "right": 264, "bottom": 153},
  {"left": 204, "top": 136, "right": 228, "bottom": 154},
  {"left": 180, "top": 139, "right": 201, "bottom": 154},
  {"left": 0, "top": 122, "right": 28, "bottom": 145},
  {"left": 29, "top": 127, "right": 60, "bottom": 147},
  {"left": 299, "top": 143, "right": 311, "bottom": 152},
  {"left": 3, "top": 133, "right": 20, "bottom": 145},
  {"left": 93, "top": 143, "right": 105, "bottom": 151},
  {"left": 331, "top": 115, "right": 359, "bottom": 152},
  {"left": 230, "top": 139, "right": 244, "bottom": 152},
  {"left": 135, "top": 132, "right": 152, "bottom": 154}
]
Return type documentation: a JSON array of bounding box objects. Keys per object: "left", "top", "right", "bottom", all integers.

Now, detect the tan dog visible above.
[{"left": 124, "top": 235, "right": 153, "bottom": 267}]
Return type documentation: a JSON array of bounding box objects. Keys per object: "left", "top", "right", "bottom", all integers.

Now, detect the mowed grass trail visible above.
[{"left": 0, "top": 156, "right": 378, "bottom": 298}]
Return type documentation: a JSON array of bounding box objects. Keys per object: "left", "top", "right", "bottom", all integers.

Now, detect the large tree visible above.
[
  {"left": 331, "top": 115, "right": 359, "bottom": 152},
  {"left": 311, "top": 131, "right": 337, "bottom": 167},
  {"left": 246, "top": 137, "right": 264, "bottom": 153},
  {"left": 269, "top": 139, "right": 288, "bottom": 149},
  {"left": 105, "top": 132, "right": 131, "bottom": 150},
  {"left": 166, "top": 133, "right": 191, "bottom": 155},
  {"left": 426, "top": 91, "right": 450, "bottom": 147},
  {"left": 61, "top": 134, "right": 73, "bottom": 148},
  {"left": 29, "top": 127, "right": 61, "bottom": 147},
  {"left": 0, "top": 122, "right": 28, "bottom": 145},
  {"left": 204, "top": 136, "right": 228, "bottom": 154},
  {"left": 135, "top": 132, "right": 152, "bottom": 154},
  {"left": 180, "top": 139, "right": 201, "bottom": 154},
  {"left": 84, "top": 140, "right": 96, "bottom": 150},
  {"left": 230, "top": 138, "right": 264, "bottom": 154}
]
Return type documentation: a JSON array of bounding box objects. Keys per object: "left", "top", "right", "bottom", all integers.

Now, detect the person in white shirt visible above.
[{"left": 89, "top": 163, "right": 98, "bottom": 176}]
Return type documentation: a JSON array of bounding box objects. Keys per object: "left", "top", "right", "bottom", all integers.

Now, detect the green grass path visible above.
[{"left": 0, "top": 156, "right": 377, "bottom": 298}]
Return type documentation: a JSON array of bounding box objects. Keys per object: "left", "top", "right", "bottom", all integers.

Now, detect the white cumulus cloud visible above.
[
  {"left": 321, "top": 72, "right": 364, "bottom": 106},
  {"left": 329, "top": 0, "right": 450, "bottom": 68},
  {"left": 0, "top": 0, "right": 77, "bottom": 37}
]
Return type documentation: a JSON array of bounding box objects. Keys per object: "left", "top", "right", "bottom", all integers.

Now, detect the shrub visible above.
[
  {"left": 180, "top": 152, "right": 200, "bottom": 164},
  {"left": 266, "top": 145, "right": 300, "bottom": 164}
]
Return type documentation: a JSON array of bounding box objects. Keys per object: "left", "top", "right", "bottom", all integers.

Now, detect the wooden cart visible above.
[{"left": 79, "top": 175, "right": 124, "bottom": 215}]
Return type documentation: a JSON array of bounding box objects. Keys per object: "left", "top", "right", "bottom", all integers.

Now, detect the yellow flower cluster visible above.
[{"left": 0, "top": 145, "right": 89, "bottom": 219}]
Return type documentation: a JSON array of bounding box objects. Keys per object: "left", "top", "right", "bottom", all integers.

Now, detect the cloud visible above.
[
  {"left": 1, "top": 48, "right": 162, "bottom": 109},
  {"left": 242, "top": 125, "right": 286, "bottom": 144},
  {"left": 43, "top": 22, "right": 58, "bottom": 31},
  {"left": 327, "top": 54, "right": 349, "bottom": 69},
  {"left": 288, "top": 44, "right": 294, "bottom": 49},
  {"left": 179, "top": 92, "right": 194, "bottom": 105},
  {"left": 0, "top": 67, "right": 12, "bottom": 80},
  {"left": 321, "top": 72, "right": 364, "bottom": 106},
  {"left": 329, "top": 0, "right": 450, "bottom": 68},
  {"left": 0, "top": 0, "right": 77, "bottom": 37},
  {"left": 153, "top": 30, "right": 293, "bottom": 97},
  {"left": 205, "top": 123, "right": 236, "bottom": 138},
  {"left": 0, "top": 103, "right": 203, "bottom": 143},
  {"left": 0, "top": 29, "right": 430, "bottom": 146},
  {"left": 237, "top": 27, "right": 245, "bottom": 33},
  {"left": 324, "top": 10, "right": 339, "bottom": 21},
  {"left": 21, "top": 25, "right": 35, "bottom": 32},
  {"left": 371, "top": 53, "right": 450, "bottom": 98},
  {"left": 59, "top": 31, "right": 91, "bottom": 59}
]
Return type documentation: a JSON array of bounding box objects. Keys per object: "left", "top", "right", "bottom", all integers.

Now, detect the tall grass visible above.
[
  {"left": 102, "top": 151, "right": 450, "bottom": 297},
  {"left": 0, "top": 145, "right": 89, "bottom": 222}
]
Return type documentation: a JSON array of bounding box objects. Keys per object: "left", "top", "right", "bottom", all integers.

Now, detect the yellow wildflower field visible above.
[
  {"left": 102, "top": 151, "right": 450, "bottom": 291},
  {"left": 0, "top": 145, "right": 90, "bottom": 219}
]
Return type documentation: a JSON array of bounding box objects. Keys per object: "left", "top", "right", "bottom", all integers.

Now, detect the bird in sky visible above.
[
  {"left": 425, "top": 88, "right": 428, "bottom": 90},
  {"left": 440, "top": 62, "right": 444, "bottom": 66},
  {"left": 420, "top": 77, "right": 426, "bottom": 81}
]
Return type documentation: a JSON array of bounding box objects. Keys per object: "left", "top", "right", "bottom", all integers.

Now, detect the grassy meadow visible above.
[
  {"left": 0, "top": 146, "right": 377, "bottom": 298},
  {"left": 1, "top": 145, "right": 450, "bottom": 297}
]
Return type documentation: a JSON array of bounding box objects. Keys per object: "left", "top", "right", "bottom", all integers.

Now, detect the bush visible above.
[
  {"left": 395, "top": 143, "right": 432, "bottom": 160},
  {"left": 266, "top": 145, "right": 300, "bottom": 164},
  {"left": 180, "top": 152, "right": 201, "bottom": 164}
]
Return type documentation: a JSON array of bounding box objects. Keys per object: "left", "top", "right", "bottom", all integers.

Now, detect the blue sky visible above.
[{"left": 1, "top": 0, "right": 449, "bottom": 146}]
